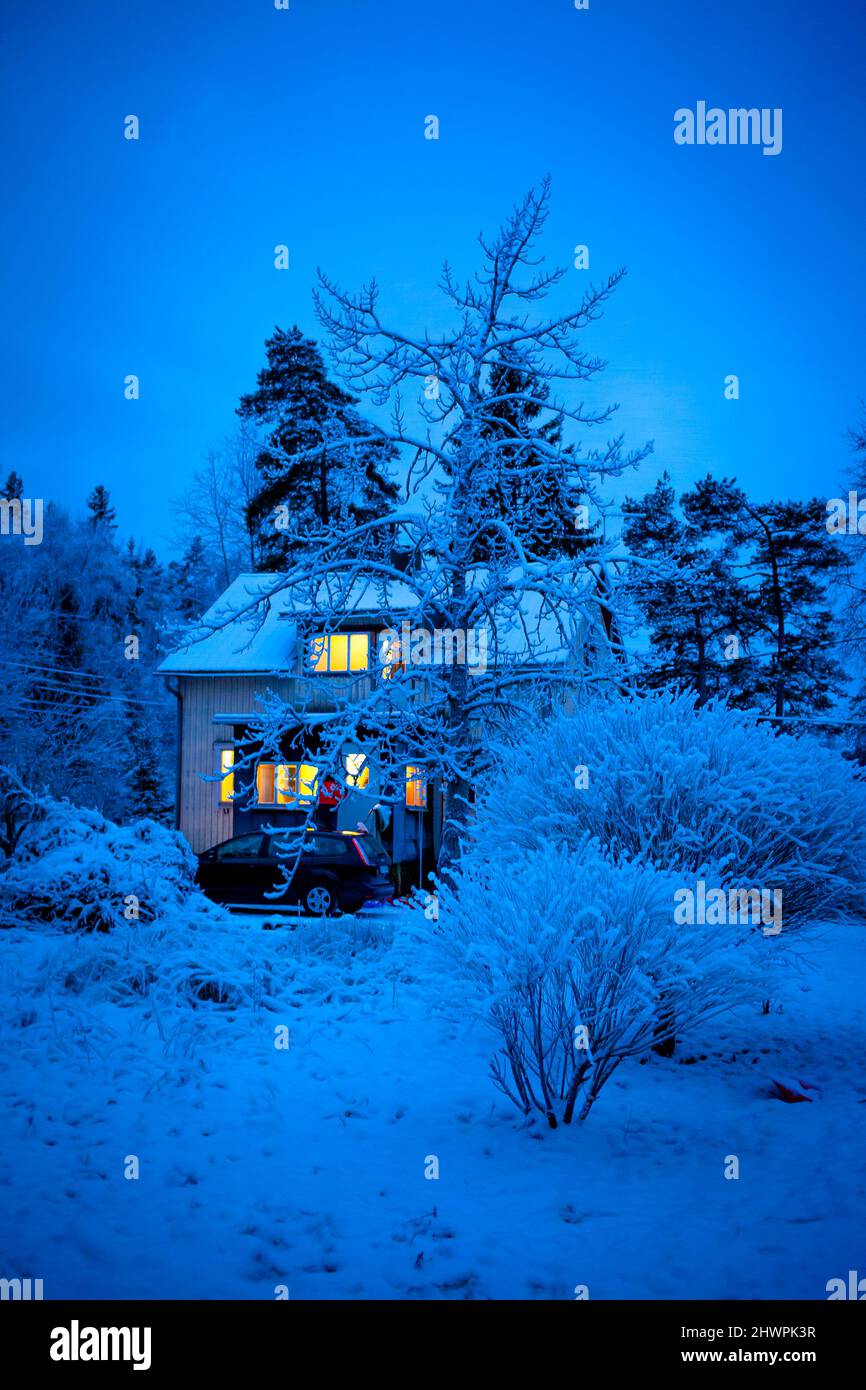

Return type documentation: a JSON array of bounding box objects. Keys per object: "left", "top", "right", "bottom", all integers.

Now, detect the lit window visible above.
[
  {"left": 345, "top": 753, "right": 370, "bottom": 789},
  {"left": 276, "top": 763, "right": 295, "bottom": 804},
  {"left": 219, "top": 749, "right": 235, "bottom": 803},
  {"left": 298, "top": 763, "right": 320, "bottom": 800},
  {"left": 406, "top": 765, "right": 427, "bottom": 809},
  {"left": 309, "top": 632, "right": 370, "bottom": 673},
  {"left": 257, "top": 762, "right": 319, "bottom": 806},
  {"left": 256, "top": 763, "right": 276, "bottom": 805}
]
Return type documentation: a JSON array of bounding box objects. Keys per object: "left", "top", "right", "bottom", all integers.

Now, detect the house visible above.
[
  {"left": 157, "top": 574, "right": 439, "bottom": 887},
  {"left": 157, "top": 568, "right": 622, "bottom": 887}
]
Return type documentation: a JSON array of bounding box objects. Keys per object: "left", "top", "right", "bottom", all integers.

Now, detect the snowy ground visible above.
[{"left": 1, "top": 908, "right": 864, "bottom": 1300}]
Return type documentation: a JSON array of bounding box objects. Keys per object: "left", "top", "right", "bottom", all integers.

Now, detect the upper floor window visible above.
[{"left": 309, "top": 632, "right": 370, "bottom": 674}]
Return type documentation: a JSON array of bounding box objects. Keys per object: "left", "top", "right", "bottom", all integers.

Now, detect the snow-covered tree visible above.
[
  {"left": 216, "top": 181, "right": 651, "bottom": 870},
  {"left": 421, "top": 688, "right": 866, "bottom": 1123},
  {"left": 839, "top": 409, "right": 866, "bottom": 760},
  {"left": 166, "top": 535, "right": 218, "bottom": 621},
  {"left": 0, "top": 495, "right": 174, "bottom": 822}
]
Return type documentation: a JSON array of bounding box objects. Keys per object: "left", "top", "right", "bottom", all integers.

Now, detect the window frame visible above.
[
  {"left": 255, "top": 761, "right": 320, "bottom": 808},
  {"left": 405, "top": 764, "right": 428, "bottom": 810},
  {"left": 217, "top": 745, "right": 236, "bottom": 805},
  {"left": 308, "top": 630, "right": 371, "bottom": 675}
]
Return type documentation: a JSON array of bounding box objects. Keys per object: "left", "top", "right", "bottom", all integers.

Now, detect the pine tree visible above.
[
  {"left": 2, "top": 471, "right": 24, "bottom": 500},
  {"left": 623, "top": 474, "right": 741, "bottom": 701},
  {"left": 624, "top": 473, "right": 846, "bottom": 716},
  {"left": 238, "top": 326, "right": 398, "bottom": 569},
  {"left": 86, "top": 484, "right": 117, "bottom": 530},
  {"left": 683, "top": 476, "right": 846, "bottom": 718}
]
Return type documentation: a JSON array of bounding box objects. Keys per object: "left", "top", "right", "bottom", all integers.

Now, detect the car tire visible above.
[{"left": 303, "top": 881, "right": 341, "bottom": 917}]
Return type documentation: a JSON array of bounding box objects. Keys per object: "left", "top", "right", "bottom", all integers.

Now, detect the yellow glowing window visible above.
[
  {"left": 310, "top": 632, "right": 370, "bottom": 673},
  {"left": 257, "top": 762, "right": 319, "bottom": 805},
  {"left": 345, "top": 753, "right": 370, "bottom": 789},
  {"left": 219, "top": 748, "right": 235, "bottom": 803},
  {"left": 406, "top": 765, "right": 427, "bottom": 809},
  {"left": 296, "top": 763, "right": 320, "bottom": 800},
  {"left": 276, "top": 763, "right": 294, "bottom": 804},
  {"left": 256, "top": 763, "right": 276, "bottom": 804}
]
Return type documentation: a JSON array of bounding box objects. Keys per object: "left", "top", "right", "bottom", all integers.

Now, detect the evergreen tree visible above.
[
  {"left": 86, "top": 484, "right": 117, "bottom": 530},
  {"left": 469, "top": 356, "right": 603, "bottom": 563},
  {"left": 166, "top": 535, "right": 217, "bottom": 621},
  {"left": 123, "top": 541, "right": 169, "bottom": 817},
  {"left": 627, "top": 473, "right": 846, "bottom": 717},
  {"left": 2, "top": 470, "right": 24, "bottom": 500},
  {"left": 622, "top": 474, "right": 744, "bottom": 702},
  {"left": 839, "top": 409, "right": 866, "bottom": 761},
  {"left": 238, "top": 326, "right": 398, "bottom": 569}
]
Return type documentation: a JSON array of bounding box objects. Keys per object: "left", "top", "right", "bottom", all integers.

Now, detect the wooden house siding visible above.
[
  {"left": 177, "top": 675, "right": 299, "bottom": 853},
  {"left": 174, "top": 672, "right": 436, "bottom": 858}
]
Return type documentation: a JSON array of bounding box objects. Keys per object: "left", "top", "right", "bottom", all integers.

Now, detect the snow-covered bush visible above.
[
  {"left": 474, "top": 690, "right": 866, "bottom": 927},
  {"left": 0, "top": 790, "right": 203, "bottom": 933},
  {"left": 432, "top": 842, "right": 769, "bottom": 1126}
]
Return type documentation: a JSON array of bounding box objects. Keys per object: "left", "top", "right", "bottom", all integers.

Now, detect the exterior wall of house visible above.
[
  {"left": 175, "top": 675, "right": 298, "bottom": 853},
  {"left": 173, "top": 673, "right": 441, "bottom": 872}
]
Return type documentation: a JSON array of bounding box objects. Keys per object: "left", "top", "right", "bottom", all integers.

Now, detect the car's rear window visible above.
[
  {"left": 268, "top": 831, "right": 389, "bottom": 862},
  {"left": 355, "top": 831, "right": 391, "bottom": 863}
]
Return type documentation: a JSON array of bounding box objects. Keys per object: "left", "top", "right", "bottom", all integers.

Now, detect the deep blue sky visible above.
[{"left": 1, "top": 0, "right": 864, "bottom": 553}]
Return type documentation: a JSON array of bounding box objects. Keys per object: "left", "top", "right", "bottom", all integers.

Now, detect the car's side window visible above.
[
  {"left": 215, "top": 834, "right": 265, "bottom": 860},
  {"left": 268, "top": 835, "right": 309, "bottom": 859},
  {"left": 311, "top": 837, "right": 348, "bottom": 857}
]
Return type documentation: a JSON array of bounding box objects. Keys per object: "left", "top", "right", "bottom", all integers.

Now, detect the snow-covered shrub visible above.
[
  {"left": 0, "top": 792, "right": 203, "bottom": 933},
  {"left": 474, "top": 690, "right": 866, "bottom": 927},
  {"left": 432, "top": 842, "right": 768, "bottom": 1126}
]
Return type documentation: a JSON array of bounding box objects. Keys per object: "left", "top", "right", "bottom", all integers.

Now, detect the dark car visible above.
[{"left": 195, "top": 828, "right": 393, "bottom": 916}]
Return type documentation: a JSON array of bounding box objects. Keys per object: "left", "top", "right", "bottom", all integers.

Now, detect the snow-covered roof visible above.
[
  {"left": 157, "top": 570, "right": 605, "bottom": 676},
  {"left": 157, "top": 573, "right": 424, "bottom": 676}
]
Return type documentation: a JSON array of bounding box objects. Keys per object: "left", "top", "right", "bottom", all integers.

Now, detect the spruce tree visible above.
[
  {"left": 469, "top": 356, "right": 602, "bottom": 563},
  {"left": 167, "top": 535, "right": 217, "bottom": 621},
  {"left": 238, "top": 326, "right": 398, "bottom": 569},
  {"left": 86, "top": 484, "right": 117, "bottom": 530}
]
